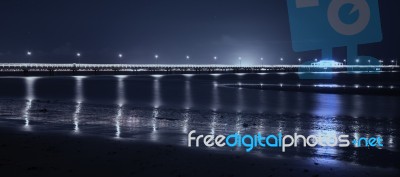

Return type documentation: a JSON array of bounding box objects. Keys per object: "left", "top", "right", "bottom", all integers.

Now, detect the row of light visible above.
[
  {"left": 233, "top": 83, "right": 396, "bottom": 89},
  {"left": 24, "top": 51, "right": 398, "bottom": 64}
]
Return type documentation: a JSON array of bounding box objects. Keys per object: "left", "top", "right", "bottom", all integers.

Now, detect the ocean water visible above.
[{"left": 0, "top": 71, "right": 399, "bottom": 167}]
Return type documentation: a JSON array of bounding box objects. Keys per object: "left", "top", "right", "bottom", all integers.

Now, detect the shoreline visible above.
[
  {"left": 0, "top": 126, "right": 398, "bottom": 177},
  {"left": 225, "top": 84, "right": 400, "bottom": 96}
]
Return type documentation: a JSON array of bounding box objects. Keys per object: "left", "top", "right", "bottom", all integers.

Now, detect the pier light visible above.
[
  {"left": 154, "top": 54, "right": 159, "bottom": 65},
  {"left": 26, "top": 51, "right": 32, "bottom": 63},
  {"left": 117, "top": 53, "right": 123, "bottom": 64},
  {"left": 186, "top": 55, "right": 190, "bottom": 65},
  {"left": 76, "top": 52, "right": 81, "bottom": 64}
]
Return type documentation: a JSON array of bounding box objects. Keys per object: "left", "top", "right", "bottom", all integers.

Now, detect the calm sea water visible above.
[{"left": 0, "top": 71, "right": 399, "bottom": 167}]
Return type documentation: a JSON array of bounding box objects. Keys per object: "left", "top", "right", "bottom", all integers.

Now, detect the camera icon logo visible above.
[
  {"left": 287, "top": 0, "right": 382, "bottom": 78},
  {"left": 328, "top": 0, "right": 371, "bottom": 36}
]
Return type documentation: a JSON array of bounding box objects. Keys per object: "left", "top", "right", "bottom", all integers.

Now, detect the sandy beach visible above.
[{"left": 0, "top": 126, "right": 398, "bottom": 177}]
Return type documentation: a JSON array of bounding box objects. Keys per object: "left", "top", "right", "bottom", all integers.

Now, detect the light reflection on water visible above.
[
  {"left": 115, "top": 76, "right": 127, "bottom": 138},
  {"left": 210, "top": 113, "right": 217, "bottom": 135},
  {"left": 0, "top": 73, "right": 399, "bottom": 166},
  {"left": 236, "top": 84, "right": 243, "bottom": 113},
  {"left": 23, "top": 77, "right": 38, "bottom": 129},
  {"left": 235, "top": 114, "right": 242, "bottom": 134},
  {"left": 115, "top": 106, "right": 122, "bottom": 138},
  {"left": 182, "top": 110, "right": 190, "bottom": 134},
  {"left": 184, "top": 80, "right": 192, "bottom": 110},
  {"left": 152, "top": 76, "right": 162, "bottom": 109},
  {"left": 23, "top": 99, "right": 32, "bottom": 129},
  {"left": 73, "top": 76, "right": 85, "bottom": 133},
  {"left": 312, "top": 94, "right": 341, "bottom": 116},
  {"left": 73, "top": 102, "right": 81, "bottom": 133},
  {"left": 211, "top": 81, "right": 219, "bottom": 112}
]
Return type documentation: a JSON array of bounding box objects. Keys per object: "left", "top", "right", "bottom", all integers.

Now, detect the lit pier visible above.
[{"left": 0, "top": 63, "right": 398, "bottom": 74}]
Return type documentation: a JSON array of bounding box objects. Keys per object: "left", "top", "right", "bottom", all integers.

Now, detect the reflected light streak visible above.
[
  {"left": 24, "top": 99, "right": 32, "bottom": 128},
  {"left": 182, "top": 77, "right": 192, "bottom": 133},
  {"left": 153, "top": 77, "right": 161, "bottom": 109},
  {"left": 256, "top": 118, "right": 265, "bottom": 134},
  {"left": 182, "top": 110, "right": 191, "bottom": 134},
  {"left": 74, "top": 76, "right": 86, "bottom": 103},
  {"left": 24, "top": 77, "right": 38, "bottom": 128},
  {"left": 26, "top": 77, "right": 38, "bottom": 100},
  {"left": 150, "top": 107, "right": 160, "bottom": 142},
  {"left": 73, "top": 76, "right": 86, "bottom": 133},
  {"left": 388, "top": 135, "right": 395, "bottom": 149},
  {"left": 183, "top": 74, "right": 194, "bottom": 78},
  {"left": 211, "top": 81, "right": 219, "bottom": 112},
  {"left": 350, "top": 95, "right": 363, "bottom": 118},
  {"left": 295, "top": 116, "right": 301, "bottom": 133},
  {"left": 257, "top": 88, "right": 265, "bottom": 114},
  {"left": 210, "top": 73, "right": 221, "bottom": 77},
  {"left": 352, "top": 117, "right": 360, "bottom": 147},
  {"left": 184, "top": 80, "right": 192, "bottom": 110},
  {"left": 235, "top": 114, "right": 242, "bottom": 134},
  {"left": 277, "top": 120, "right": 284, "bottom": 132},
  {"left": 151, "top": 74, "right": 164, "bottom": 78},
  {"left": 152, "top": 108, "right": 159, "bottom": 132},
  {"left": 115, "top": 106, "right": 123, "bottom": 138},
  {"left": 312, "top": 94, "right": 342, "bottom": 116},
  {"left": 116, "top": 75, "right": 127, "bottom": 106},
  {"left": 210, "top": 113, "right": 217, "bottom": 135},
  {"left": 311, "top": 94, "right": 342, "bottom": 157},
  {"left": 74, "top": 102, "right": 81, "bottom": 133},
  {"left": 151, "top": 75, "right": 161, "bottom": 141},
  {"left": 115, "top": 75, "right": 127, "bottom": 138},
  {"left": 236, "top": 84, "right": 243, "bottom": 113}
]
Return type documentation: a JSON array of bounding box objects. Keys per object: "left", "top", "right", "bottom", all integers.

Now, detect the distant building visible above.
[{"left": 311, "top": 60, "right": 343, "bottom": 67}]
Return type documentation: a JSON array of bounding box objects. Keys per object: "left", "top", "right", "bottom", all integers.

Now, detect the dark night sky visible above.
[{"left": 0, "top": 0, "right": 398, "bottom": 64}]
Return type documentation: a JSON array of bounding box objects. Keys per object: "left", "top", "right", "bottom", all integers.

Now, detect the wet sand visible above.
[
  {"left": 1, "top": 73, "right": 399, "bottom": 176},
  {"left": 0, "top": 127, "right": 398, "bottom": 177}
]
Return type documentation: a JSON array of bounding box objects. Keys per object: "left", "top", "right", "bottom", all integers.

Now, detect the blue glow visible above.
[
  {"left": 311, "top": 60, "right": 343, "bottom": 67},
  {"left": 314, "top": 84, "right": 341, "bottom": 88}
]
